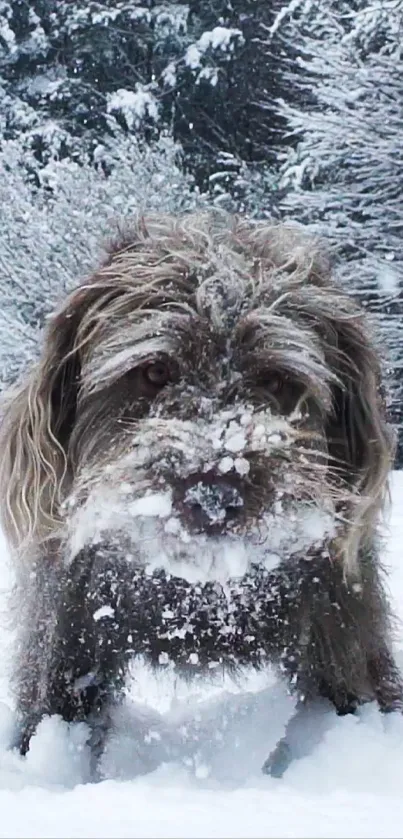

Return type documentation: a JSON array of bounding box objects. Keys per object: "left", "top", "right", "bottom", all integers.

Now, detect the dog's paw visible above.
[
  {"left": 262, "top": 697, "right": 337, "bottom": 778},
  {"left": 262, "top": 737, "right": 292, "bottom": 778}
]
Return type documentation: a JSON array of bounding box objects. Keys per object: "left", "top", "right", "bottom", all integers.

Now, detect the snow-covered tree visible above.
[
  {"left": 0, "top": 1, "right": 185, "bottom": 164},
  {"left": 269, "top": 0, "right": 403, "bottom": 462},
  {"left": 1, "top": 1, "right": 288, "bottom": 391},
  {"left": 0, "top": 131, "right": 203, "bottom": 387},
  {"left": 0, "top": 1, "right": 284, "bottom": 205}
]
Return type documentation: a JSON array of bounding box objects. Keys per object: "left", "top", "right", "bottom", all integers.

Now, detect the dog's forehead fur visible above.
[
  {"left": 67, "top": 214, "right": 350, "bottom": 410},
  {"left": 72, "top": 212, "right": 336, "bottom": 329}
]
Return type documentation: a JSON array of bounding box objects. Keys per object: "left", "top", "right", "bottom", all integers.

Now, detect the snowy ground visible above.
[{"left": 1, "top": 476, "right": 403, "bottom": 837}]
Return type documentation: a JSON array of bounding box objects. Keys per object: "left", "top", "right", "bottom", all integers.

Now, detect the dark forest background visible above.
[{"left": 1, "top": 0, "right": 402, "bottom": 461}]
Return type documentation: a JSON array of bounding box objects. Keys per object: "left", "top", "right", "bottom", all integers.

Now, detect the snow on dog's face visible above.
[
  {"left": 65, "top": 405, "right": 337, "bottom": 583},
  {"left": 0, "top": 213, "right": 393, "bottom": 583}
]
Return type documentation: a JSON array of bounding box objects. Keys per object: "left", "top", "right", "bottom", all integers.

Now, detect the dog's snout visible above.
[{"left": 176, "top": 471, "right": 244, "bottom": 533}]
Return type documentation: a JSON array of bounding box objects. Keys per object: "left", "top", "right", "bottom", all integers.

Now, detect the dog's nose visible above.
[{"left": 177, "top": 472, "right": 244, "bottom": 533}]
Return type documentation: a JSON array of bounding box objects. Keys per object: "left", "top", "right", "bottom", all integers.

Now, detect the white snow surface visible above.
[{"left": 1, "top": 475, "right": 403, "bottom": 836}]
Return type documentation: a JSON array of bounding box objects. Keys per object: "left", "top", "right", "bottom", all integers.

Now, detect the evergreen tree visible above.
[
  {"left": 271, "top": 0, "right": 403, "bottom": 461},
  {"left": 0, "top": 1, "right": 287, "bottom": 207}
]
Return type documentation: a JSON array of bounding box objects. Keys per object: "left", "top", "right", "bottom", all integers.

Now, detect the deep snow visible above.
[{"left": 1, "top": 476, "right": 403, "bottom": 837}]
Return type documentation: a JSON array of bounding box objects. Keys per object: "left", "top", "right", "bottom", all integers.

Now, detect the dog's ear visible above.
[
  {"left": 0, "top": 296, "right": 85, "bottom": 553},
  {"left": 325, "top": 311, "right": 395, "bottom": 532}
]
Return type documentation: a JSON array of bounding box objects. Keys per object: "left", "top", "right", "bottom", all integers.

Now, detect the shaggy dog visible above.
[{"left": 0, "top": 212, "right": 402, "bottom": 775}]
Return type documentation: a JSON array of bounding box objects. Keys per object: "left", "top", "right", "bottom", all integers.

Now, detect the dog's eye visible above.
[
  {"left": 143, "top": 361, "right": 170, "bottom": 388},
  {"left": 258, "top": 374, "right": 284, "bottom": 395}
]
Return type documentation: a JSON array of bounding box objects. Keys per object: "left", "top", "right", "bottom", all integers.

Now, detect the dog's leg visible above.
[
  {"left": 262, "top": 551, "right": 403, "bottom": 776},
  {"left": 366, "top": 645, "right": 403, "bottom": 712},
  {"left": 15, "top": 545, "right": 135, "bottom": 759},
  {"left": 13, "top": 557, "right": 68, "bottom": 755},
  {"left": 262, "top": 697, "right": 335, "bottom": 778},
  {"left": 263, "top": 648, "right": 403, "bottom": 778},
  {"left": 295, "top": 552, "right": 402, "bottom": 711}
]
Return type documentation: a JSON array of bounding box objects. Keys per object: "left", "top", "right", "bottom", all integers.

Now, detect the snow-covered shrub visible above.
[
  {"left": 0, "top": 132, "right": 203, "bottom": 386},
  {"left": 268, "top": 0, "right": 403, "bottom": 460}
]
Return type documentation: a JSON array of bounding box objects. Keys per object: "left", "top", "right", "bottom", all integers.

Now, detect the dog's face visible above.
[
  {"left": 65, "top": 271, "right": 337, "bottom": 578},
  {"left": 0, "top": 214, "right": 393, "bottom": 584}
]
